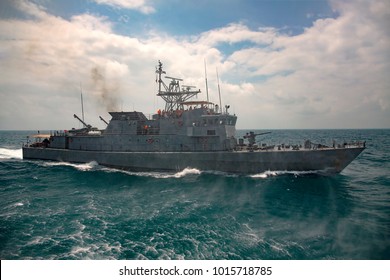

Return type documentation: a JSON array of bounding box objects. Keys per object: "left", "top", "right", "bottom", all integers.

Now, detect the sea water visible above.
[{"left": 0, "top": 130, "right": 389, "bottom": 259}]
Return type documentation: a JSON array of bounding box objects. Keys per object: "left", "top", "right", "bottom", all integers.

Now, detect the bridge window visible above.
[
  {"left": 226, "top": 118, "right": 236, "bottom": 125},
  {"left": 207, "top": 130, "right": 216, "bottom": 136}
]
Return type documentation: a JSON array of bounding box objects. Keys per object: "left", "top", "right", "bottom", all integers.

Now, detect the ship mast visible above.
[
  {"left": 80, "top": 83, "right": 85, "bottom": 127},
  {"left": 155, "top": 61, "right": 201, "bottom": 112},
  {"left": 204, "top": 59, "right": 209, "bottom": 102},
  {"left": 155, "top": 60, "right": 166, "bottom": 95},
  {"left": 216, "top": 68, "right": 222, "bottom": 114}
]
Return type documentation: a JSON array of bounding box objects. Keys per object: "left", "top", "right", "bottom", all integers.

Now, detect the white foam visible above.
[
  {"left": 42, "top": 161, "right": 99, "bottom": 171},
  {"left": 100, "top": 166, "right": 202, "bottom": 179},
  {"left": 132, "top": 167, "right": 201, "bottom": 179},
  {"left": 70, "top": 246, "right": 91, "bottom": 255},
  {"left": 0, "top": 148, "right": 23, "bottom": 159},
  {"left": 173, "top": 167, "right": 201, "bottom": 178},
  {"left": 251, "top": 170, "right": 279, "bottom": 178},
  {"left": 251, "top": 170, "right": 319, "bottom": 178},
  {"left": 4, "top": 201, "right": 27, "bottom": 209}
]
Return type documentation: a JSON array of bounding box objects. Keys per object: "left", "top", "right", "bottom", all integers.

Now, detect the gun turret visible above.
[
  {"left": 243, "top": 131, "right": 271, "bottom": 147},
  {"left": 99, "top": 116, "right": 109, "bottom": 126},
  {"left": 73, "top": 114, "right": 91, "bottom": 129}
]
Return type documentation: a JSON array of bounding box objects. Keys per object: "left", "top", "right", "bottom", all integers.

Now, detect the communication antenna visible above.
[
  {"left": 216, "top": 68, "right": 222, "bottom": 114},
  {"left": 155, "top": 60, "right": 166, "bottom": 94},
  {"left": 80, "top": 83, "right": 85, "bottom": 126},
  {"left": 204, "top": 59, "right": 209, "bottom": 102}
]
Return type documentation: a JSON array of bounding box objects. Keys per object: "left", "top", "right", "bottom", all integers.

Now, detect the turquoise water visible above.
[{"left": 0, "top": 130, "right": 389, "bottom": 259}]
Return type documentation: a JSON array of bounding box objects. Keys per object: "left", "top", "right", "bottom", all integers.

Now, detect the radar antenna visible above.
[
  {"left": 182, "top": 85, "right": 196, "bottom": 92},
  {"left": 156, "top": 61, "right": 201, "bottom": 111}
]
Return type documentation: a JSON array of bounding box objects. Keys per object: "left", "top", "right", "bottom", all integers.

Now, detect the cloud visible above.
[
  {"left": 197, "top": 23, "right": 277, "bottom": 47},
  {"left": 93, "top": 0, "right": 155, "bottom": 14},
  {"left": 14, "top": 0, "right": 48, "bottom": 19},
  {"left": 0, "top": 1, "right": 145, "bottom": 129},
  {"left": 0, "top": 0, "right": 389, "bottom": 130},
  {"left": 215, "top": 0, "right": 390, "bottom": 128}
]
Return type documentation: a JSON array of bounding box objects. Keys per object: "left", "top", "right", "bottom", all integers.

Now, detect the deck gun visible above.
[
  {"left": 99, "top": 116, "right": 109, "bottom": 126},
  {"left": 243, "top": 131, "right": 271, "bottom": 147},
  {"left": 73, "top": 114, "right": 92, "bottom": 129}
]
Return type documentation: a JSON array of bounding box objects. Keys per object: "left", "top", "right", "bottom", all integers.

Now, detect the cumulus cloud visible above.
[
  {"left": 198, "top": 23, "right": 277, "bottom": 46},
  {"left": 14, "top": 0, "right": 48, "bottom": 19},
  {"left": 0, "top": 0, "right": 389, "bottom": 129},
  {"left": 216, "top": 0, "right": 390, "bottom": 128}
]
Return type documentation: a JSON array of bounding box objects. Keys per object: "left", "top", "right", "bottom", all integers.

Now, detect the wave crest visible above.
[
  {"left": 99, "top": 166, "right": 202, "bottom": 179},
  {"left": 173, "top": 167, "right": 201, "bottom": 178},
  {"left": 42, "top": 161, "right": 99, "bottom": 171},
  {"left": 251, "top": 170, "right": 319, "bottom": 178}
]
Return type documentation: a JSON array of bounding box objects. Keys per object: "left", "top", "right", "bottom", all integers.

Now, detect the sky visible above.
[{"left": 0, "top": 0, "right": 389, "bottom": 130}]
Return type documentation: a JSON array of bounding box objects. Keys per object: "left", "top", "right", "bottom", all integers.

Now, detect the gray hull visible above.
[{"left": 23, "top": 146, "right": 365, "bottom": 174}]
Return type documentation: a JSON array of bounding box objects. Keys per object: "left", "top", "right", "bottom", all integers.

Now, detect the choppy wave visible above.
[
  {"left": 3, "top": 201, "right": 28, "bottom": 210},
  {"left": 1, "top": 129, "right": 389, "bottom": 260},
  {"left": 0, "top": 148, "right": 22, "bottom": 159},
  {"left": 37, "top": 158, "right": 322, "bottom": 180},
  {"left": 37, "top": 159, "right": 202, "bottom": 179}
]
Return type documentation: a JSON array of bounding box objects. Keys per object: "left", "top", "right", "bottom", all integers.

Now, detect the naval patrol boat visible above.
[{"left": 23, "top": 61, "right": 365, "bottom": 174}]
